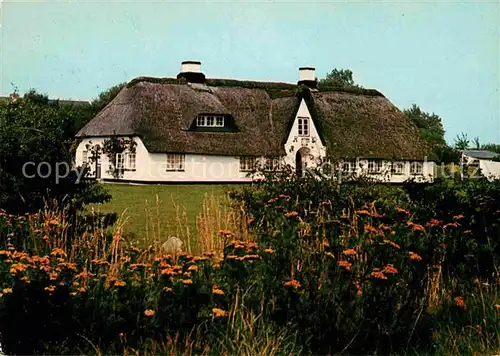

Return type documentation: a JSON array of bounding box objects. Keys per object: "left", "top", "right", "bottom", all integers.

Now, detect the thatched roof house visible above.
[{"left": 75, "top": 62, "right": 435, "bottom": 183}]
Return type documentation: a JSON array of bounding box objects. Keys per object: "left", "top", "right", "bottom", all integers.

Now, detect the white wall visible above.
[
  {"left": 75, "top": 136, "right": 255, "bottom": 182},
  {"left": 283, "top": 99, "right": 326, "bottom": 167},
  {"left": 74, "top": 135, "right": 434, "bottom": 184}
]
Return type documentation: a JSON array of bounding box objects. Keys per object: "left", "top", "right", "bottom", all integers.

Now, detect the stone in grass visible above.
[{"left": 160, "top": 236, "right": 184, "bottom": 255}]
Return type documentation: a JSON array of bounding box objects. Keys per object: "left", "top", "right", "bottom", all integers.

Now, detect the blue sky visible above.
[{"left": 1, "top": 0, "right": 498, "bottom": 144}]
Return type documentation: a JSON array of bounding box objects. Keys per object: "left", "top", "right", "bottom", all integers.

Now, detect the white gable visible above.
[{"left": 283, "top": 99, "right": 326, "bottom": 167}]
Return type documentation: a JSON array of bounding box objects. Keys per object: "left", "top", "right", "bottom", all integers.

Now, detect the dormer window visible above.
[{"left": 197, "top": 115, "right": 224, "bottom": 127}]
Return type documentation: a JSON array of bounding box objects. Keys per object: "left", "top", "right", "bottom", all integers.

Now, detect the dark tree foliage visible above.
[
  {"left": 318, "top": 68, "right": 364, "bottom": 89},
  {"left": 403, "top": 104, "right": 446, "bottom": 147},
  {"left": 0, "top": 91, "right": 110, "bottom": 214},
  {"left": 454, "top": 132, "right": 470, "bottom": 150}
]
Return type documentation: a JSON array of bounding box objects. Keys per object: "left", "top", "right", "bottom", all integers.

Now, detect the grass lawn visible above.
[{"left": 89, "top": 183, "right": 240, "bottom": 247}]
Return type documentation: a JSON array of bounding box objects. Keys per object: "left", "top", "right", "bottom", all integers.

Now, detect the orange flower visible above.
[
  {"left": 454, "top": 296, "right": 466, "bottom": 310},
  {"left": 77, "top": 287, "right": 86, "bottom": 293},
  {"left": 337, "top": 260, "right": 352, "bottom": 271},
  {"left": 444, "top": 222, "right": 460, "bottom": 229},
  {"left": 409, "top": 251, "right": 422, "bottom": 261},
  {"left": 163, "top": 287, "right": 173, "bottom": 293},
  {"left": 50, "top": 248, "right": 67, "bottom": 258},
  {"left": 144, "top": 309, "right": 155, "bottom": 317},
  {"left": 42, "top": 235, "right": 49, "bottom": 242},
  {"left": 284, "top": 211, "right": 298, "bottom": 218},
  {"left": 453, "top": 214, "right": 464, "bottom": 221},
  {"left": 283, "top": 279, "right": 301, "bottom": 289},
  {"left": 212, "top": 308, "right": 227, "bottom": 318},
  {"left": 357, "top": 210, "right": 371, "bottom": 216},
  {"left": 411, "top": 223, "right": 425, "bottom": 232},
  {"left": 383, "top": 239, "right": 401, "bottom": 249},
  {"left": 2, "top": 288, "right": 13, "bottom": 294},
  {"left": 364, "top": 224, "right": 378, "bottom": 234},
  {"left": 371, "top": 269, "right": 388, "bottom": 280},
  {"left": 187, "top": 265, "right": 199, "bottom": 272},
  {"left": 212, "top": 287, "right": 225, "bottom": 295},
  {"left": 247, "top": 217, "right": 255, "bottom": 225},
  {"left": 383, "top": 264, "right": 398, "bottom": 274},
  {"left": 396, "top": 207, "right": 410, "bottom": 215},
  {"left": 217, "top": 229, "right": 233, "bottom": 237},
  {"left": 114, "top": 280, "right": 126, "bottom": 287},
  {"left": 494, "top": 304, "right": 500, "bottom": 311},
  {"left": 44, "top": 286, "right": 56, "bottom": 293},
  {"left": 182, "top": 279, "right": 193, "bottom": 285},
  {"left": 342, "top": 249, "right": 357, "bottom": 256},
  {"left": 322, "top": 240, "right": 330, "bottom": 248},
  {"left": 264, "top": 248, "right": 275, "bottom": 254}
]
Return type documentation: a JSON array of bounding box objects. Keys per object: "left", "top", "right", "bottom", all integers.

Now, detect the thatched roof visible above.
[{"left": 76, "top": 77, "right": 435, "bottom": 160}]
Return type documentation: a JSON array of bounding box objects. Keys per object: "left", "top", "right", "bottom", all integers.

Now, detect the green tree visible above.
[
  {"left": 454, "top": 132, "right": 470, "bottom": 150},
  {"left": 90, "top": 82, "right": 126, "bottom": 113},
  {"left": 0, "top": 90, "right": 110, "bottom": 214},
  {"left": 481, "top": 143, "right": 500, "bottom": 154},
  {"left": 403, "top": 104, "right": 446, "bottom": 147},
  {"left": 318, "top": 68, "right": 363, "bottom": 89}
]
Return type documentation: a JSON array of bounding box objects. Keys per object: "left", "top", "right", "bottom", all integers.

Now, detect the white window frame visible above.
[
  {"left": 166, "top": 154, "right": 185, "bottom": 171},
  {"left": 82, "top": 150, "right": 88, "bottom": 165},
  {"left": 197, "top": 115, "right": 224, "bottom": 128},
  {"left": 410, "top": 161, "right": 423, "bottom": 175},
  {"left": 368, "top": 160, "right": 383, "bottom": 174},
  {"left": 115, "top": 153, "right": 125, "bottom": 170},
  {"left": 297, "top": 117, "right": 309, "bottom": 137},
  {"left": 392, "top": 162, "right": 404, "bottom": 175},
  {"left": 341, "top": 161, "right": 355, "bottom": 173},
  {"left": 264, "top": 157, "right": 282, "bottom": 171},
  {"left": 125, "top": 152, "right": 136, "bottom": 171},
  {"left": 239, "top": 156, "right": 256, "bottom": 172}
]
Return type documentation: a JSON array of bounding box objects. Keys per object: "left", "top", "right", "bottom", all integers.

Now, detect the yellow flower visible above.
[
  {"left": 2, "top": 288, "right": 12, "bottom": 294},
  {"left": 187, "top": 265, "right": 198, "bottom": 272},
  {"left": 212, "top": 308, "right": 227, "bottom": 318},
  {"left": 182, "top": 279, "right": 193, "bottom": 285},
  {"left": 144, "top": 309, "right": 155, "bottom": 317}
]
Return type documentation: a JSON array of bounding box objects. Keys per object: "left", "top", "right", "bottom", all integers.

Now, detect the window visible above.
[
  {"left": 298, "top": 117, "right": 309, "bottom": 136},
  {"left": 197, "top": 115, "right": 224, "bottom": 128},
  {"left": 392, "top": 162, "right": 404, "bottom": 175},
  {"left": 125, "top": 152, "right": 136, "bottom": 170},
  {"left": 115, "top": 153, "right": 125, "bottom": 170},
  {"left": 410, "top": 161, "right": 423, "bottom": 175},
  {"left": 239, "top": 156, "right": 256, "bottom": 172},
  {"left": 82, "top": 150, "right": 88, "bottom": 164},
  {"left": 166, "top": 154, "right": 185, "bottom": 171},
  {"left": 341, "top": 161, "right": 355, "bottom": 173},
  {"left": 368, "top": 160, "right": 383, "bottom": 174},
  {"left": 265, "top": 157, "right": 282, "bottom": 171}
]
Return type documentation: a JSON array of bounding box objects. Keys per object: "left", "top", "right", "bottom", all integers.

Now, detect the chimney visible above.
[
  {"left": 297, "top": 67, "right": 317, "bottom": 89},
  {"left": 177, "top": 61, "right": 205, "bottom": 83}
]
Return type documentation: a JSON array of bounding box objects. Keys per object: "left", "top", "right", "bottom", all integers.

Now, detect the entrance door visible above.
[{"left": 295, "top": 151, "right": 302, "bottom": 177}]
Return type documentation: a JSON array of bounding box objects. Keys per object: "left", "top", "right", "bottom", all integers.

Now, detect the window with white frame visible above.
[
  {"left": 197, "top": 115, "right": 224, "bottom": 128},
  {"left": 82, "top": 150, "right": 88, "bottom": 165},
  {"left": 115, "top": 153, "right": 125, "bottom": 170},
  {"left": 341, "top": 161, "right": 356, "bottom": 173},
  {"left": 367, "top": 160, "right": 383, "bottom": 174},
  {"left": 166, "top": 154, "right": 185, "bottom": 171},
  {"left": 392, "top": 162, "right": 404, "bottom": 175},
  {"left": 239, "top": 156, "right": 256, "bottom": 172},
  {"left": 265, "top": 157, "right": 282, "bottom": 171},
  {"left": 410, "top": 161, "right": 423, "bottom": 175},
  {"left": 125, "top": 152, "right": 136, "bottom": 170},
  {"left": 297, "top": 117, "right": 309, "bottom": 136}
]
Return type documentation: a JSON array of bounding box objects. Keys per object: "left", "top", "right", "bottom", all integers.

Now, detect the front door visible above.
[{"left": 295, "top": 151, "right": 302, "bottom": 177}]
